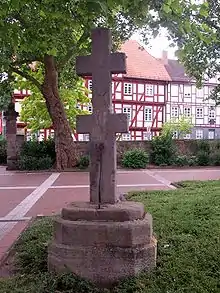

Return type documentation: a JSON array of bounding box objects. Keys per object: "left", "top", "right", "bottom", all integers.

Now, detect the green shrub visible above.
[
  {"left": 209, "top": 151, "right": 220, "bottom": 166},
  {"left": 151, "top": 134, "right": 175, "bottom": 166},
  {"left": 173, "top": 155, "right": 198, "bottom": 166},
  {"left": 197, "top": 151, "right": 210, "bottom": 166},
  {"left": 122, "top": 148, "right": 149, "bottom": 169},
  {"left": 78, "top": 155, "right": 90, "bottom": 169},
  {"left": 19, "top": 139, "right": 55, "bottom": 170},
  {"left": 20, "top": 139, "right": 55, "bottom": 162},
  {"left": 173, "top": 155, "right": 189, "bottom": 166},
  {"left": 19, "top": 155, "right": 53, "bottom": 170},
  {"left": 188, "top": 155, "right": 198, "bottom": 166},
  {"left": 0, "top": 139, "right": 7, "bottom": 164},
  {"left": 197, "top": 140, "right": 210, "bottom": 153}
]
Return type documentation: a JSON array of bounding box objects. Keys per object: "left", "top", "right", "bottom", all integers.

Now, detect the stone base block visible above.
[
  {"left": 48, "top": 202, "right": 157, "bottom": 287},
  {"left": 62, "top": 201, "right": 145, "bottom": 222},
  {"left": 54, "top": 213, "right": 152, "bottom": 247},
  {"left": 48, "top": 237, "right": 157, "bottom": 286}
]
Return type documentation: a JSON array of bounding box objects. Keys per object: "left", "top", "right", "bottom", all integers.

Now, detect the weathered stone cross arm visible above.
[
  {"left": 76, "top": 52, "right": 126, "bottom": 76},
  {"left": 76, "top": 28, "right": 126, "bottom": 77},
  {"left": 76, "top": 113, "right": 128, "bottom": 137}
]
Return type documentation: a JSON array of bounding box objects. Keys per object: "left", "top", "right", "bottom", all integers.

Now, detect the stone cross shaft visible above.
[{"left": 76, "top": 28, "right": 129, "bottom": 205}]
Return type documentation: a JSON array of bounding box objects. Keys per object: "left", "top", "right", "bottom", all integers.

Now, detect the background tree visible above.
[
  {"left": 14, "top": 66, "right": 90, "bottom": 133},
  {"left": 161, "top": 115, "right": 193, "bottom": 139},
  {"left": 0, "top": 0, "right": 165, "bottom": 170},
  {"left": 159, "top": 1, "right": 220, "bottom": 98}
]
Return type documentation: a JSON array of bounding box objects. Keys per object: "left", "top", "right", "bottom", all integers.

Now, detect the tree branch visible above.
[{"left": 11, "top": 67, "right": 42, "bottom": 91}]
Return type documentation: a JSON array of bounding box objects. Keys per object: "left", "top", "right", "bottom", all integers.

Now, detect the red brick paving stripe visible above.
[
  {"left": 155, "top": 169, "right": 220, "bottom": 182},
  {"left": 0, "top": 174, "right": 60, "bottom": 242},
  {"left": 0, "top": 189, "right": 35, "bottom": 217},
  {"left": 0, "top": 173, "right": 51, "bottom": 187}
]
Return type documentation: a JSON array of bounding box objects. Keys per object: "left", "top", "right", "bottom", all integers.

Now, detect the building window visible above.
[
  {"left": 196, "top": 88, "right": 204, "bottom": 97},
  {"left": 171, "top": 107, "right": 178, "bottom": 117},
  {"left": 184, "top": 93, "right": 191, "bottom": 97},
  {"left": 123, "top": 107, "right": 132, "bottom": 120},
  {"left": 173, "top": 131, "right": 178, "bottom": 139},
  {"left": 208, "top": 129, "right": 215, "bottom": 140},
  {"left": 122, "top": 133, "right": 131, "bottom": 141},
  {"left": 124, "top": 83, "right": 132, "bottom": 95},
  {"left": 88, "top": 104, "right": 93, "bottom": 113},
  {"left": 196, "top": 108, "right": 203, "bottom": 118},
  {"left": 196, "top": 129, "right": 203, "bottom": 139},
  {"left": 88, "top": 80, "right": 92, "bottom": 91},
  {"left": 83, "top": 134, "right": 90, "bottom": 141},
  {"left": 76, "top": 103, "right": 81, "bottom": 110},
  {"left": 209, "top": 107, "right": 215, "bottom": 118},
  {"left": 145, "top": 84, "right": 154, "bottom": 96},
  {"left": 143, "top": 131, "right": 152, "bottom": 140},
  {"left": 144, "top": 107, "right": 152, "bottom": 122},
  {"left": 184, "top": 107, "right": 191, "bottom": 117},
  {"left": 184, "top": 133, "right": 191, "bottom": 139}
]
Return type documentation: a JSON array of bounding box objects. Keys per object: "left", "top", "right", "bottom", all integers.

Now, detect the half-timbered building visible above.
[
  {"left": 161, "top": 51, "right": 220, "bottom": 139},
  {"left": 77, "top": 40, "right": 171, "bottom": 141},
  {"left": 1, "top": 41, "right": 220, "bottom": 141}
]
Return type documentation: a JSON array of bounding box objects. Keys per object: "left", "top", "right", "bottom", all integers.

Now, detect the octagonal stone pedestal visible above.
[{"left": 48, "top": 202, "right": 157, "bottom": 287}]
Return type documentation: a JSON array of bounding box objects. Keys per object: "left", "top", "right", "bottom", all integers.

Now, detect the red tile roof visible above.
[{"left": 120, "top": 40, "right": 171, "bottom": 81}]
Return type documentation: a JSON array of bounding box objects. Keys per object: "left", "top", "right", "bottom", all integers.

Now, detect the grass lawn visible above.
[{"left": 0, "top": 180, "right": 220, "bottom": 292}]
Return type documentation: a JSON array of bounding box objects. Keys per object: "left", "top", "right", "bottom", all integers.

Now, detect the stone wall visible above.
[
  {"left": 74, "top": 141, "right": 152, "bottom": 162},
  {"left": 73, "top": 139, "right": 217, "bottom": 162},
  {"left": 16, "top": 138, "right": 220, "bottom": 163}
]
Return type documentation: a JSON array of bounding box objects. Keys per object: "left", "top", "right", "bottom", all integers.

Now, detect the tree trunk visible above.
[{"left": 42, "top": 55, "right": 77, "bottom": 170}]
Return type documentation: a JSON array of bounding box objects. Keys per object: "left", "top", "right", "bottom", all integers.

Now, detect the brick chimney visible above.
[{"left": 161, "top": 50, "right": 168, "bottom": 65}]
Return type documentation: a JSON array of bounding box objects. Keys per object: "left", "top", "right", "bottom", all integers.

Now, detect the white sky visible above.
[{"left": 131, "top": 28, "right": 178, "bottom": 60}]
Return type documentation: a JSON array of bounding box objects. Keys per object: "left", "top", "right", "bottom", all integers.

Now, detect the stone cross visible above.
[{"left": 76, "top": 28, "right": 129, "bottom": 205}]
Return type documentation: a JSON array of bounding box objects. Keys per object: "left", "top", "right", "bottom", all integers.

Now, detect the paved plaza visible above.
[{"left": 0, "top": 166, "right": 219, "bottom": 261}]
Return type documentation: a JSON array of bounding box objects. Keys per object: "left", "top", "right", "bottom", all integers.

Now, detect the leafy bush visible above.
[
  {"left": 19, "top": 155, "right": 53, "bottom": 170},
  {"left": 209, "top": 151, "right": 220, "bottom": 166},
  {"left": 19, "top": 138, "right": 55, "bottom": 170},
  {"left": 78, "top": 155, "right": 90, "bottom": 169},
  {"left": 20, "top": 138, "right": 55, "bottom": 161},
  {"left": 173, "top": 155, "right": 189, "bottom": 166},
  {"left": 173, "top": 155, "right": 197, "bottom": 166},
  {"left": 151, "top": 134, "right": 175, "bottom": 166},
  {"left": 197, "top": 140, "right": 210, "bottom": 154},
  {"left": 196, "top": 151, "right": 210, "bottom": 166},
  {"left": 188, "top": 155, "right": 198, "bottom": 166},
  {"left": 0, "top": 139, "right": 7, "bottom": 164},
  {"left": 122, "top": 148, "right": 149, "bottom": 169}
]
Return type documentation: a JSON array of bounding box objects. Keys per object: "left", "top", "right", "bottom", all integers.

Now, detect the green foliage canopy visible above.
[
  {"left": 0, "top": 0, "right": 164, "bottom": 108},
  {"left": 14, "top": 65, "right": 90, "bottom": 131},
  {"left": 161, "top": 115, "right": 193, "bottom": 138},
  {"left": 160, "top": 1, "right": 220, "bottom": 101}
]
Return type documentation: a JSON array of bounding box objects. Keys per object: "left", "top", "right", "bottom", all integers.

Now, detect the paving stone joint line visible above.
[{"left": 0, "top": 173, "right": 60, "bottom": 241}]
